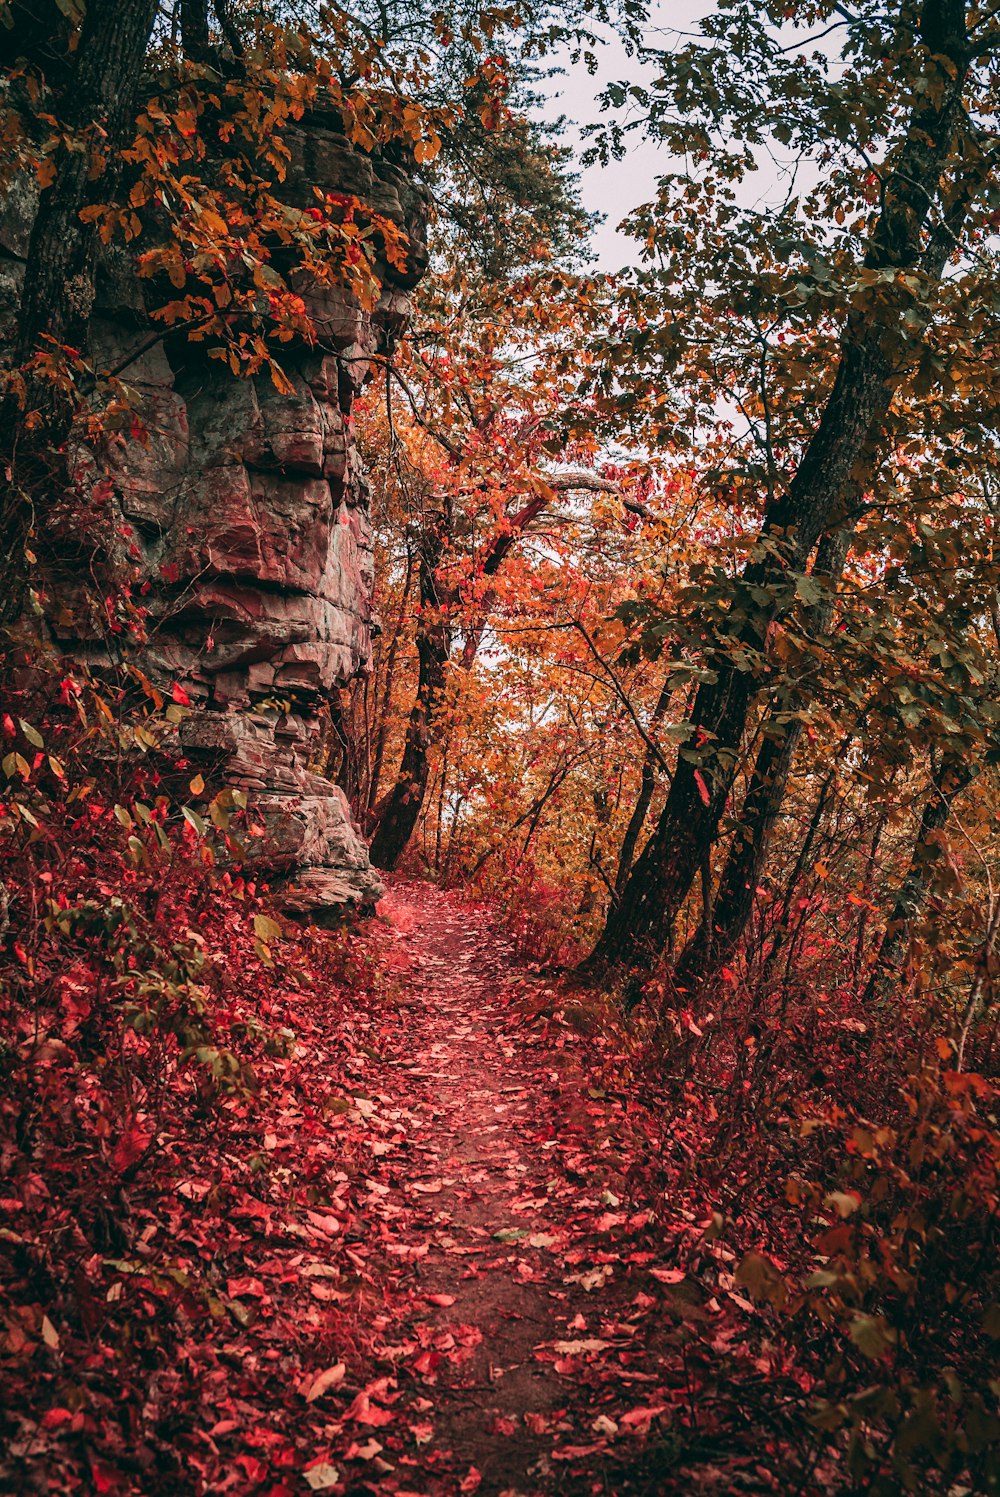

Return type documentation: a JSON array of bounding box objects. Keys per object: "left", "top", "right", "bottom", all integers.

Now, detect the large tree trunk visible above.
[
  {"left": 0, "top": 0, "right": 159, "bottom": 627},
  {"left": 586, "top": 0, "right": 972, "bottom": 975},
  {"left": 674, "top": 528, "right": 851, "bottom": 986},
  {"left": 368, "top": 514, "right": 451, "bottom": 869}
]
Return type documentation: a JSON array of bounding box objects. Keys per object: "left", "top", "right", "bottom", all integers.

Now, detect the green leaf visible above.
[
  {"left": 181, "top": 805, "right": 207, "bottom": 837},
  {"left": 848, "top": 1313, "right": 895, "bottom": 1359},
  {"left": 793, "top": 573, "right": 823, "bottom": 608},
  {"left": 735, "top": 1249, "right": 788, "bottom": 1309},
  {"left": 253, "top": 914, "right": 282, "bottom": 942}
]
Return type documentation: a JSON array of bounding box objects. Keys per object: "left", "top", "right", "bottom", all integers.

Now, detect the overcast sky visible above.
[
  {"left": 537, "top": 1, "right": 710, "bottom": 271},
  {"left": 538, "top": 1, "right": 835, "bottom": 272}
]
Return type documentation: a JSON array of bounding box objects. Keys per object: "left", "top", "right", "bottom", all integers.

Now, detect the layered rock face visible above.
[{"left": 2, "top": 121, "right": 426, "bottom": 911}]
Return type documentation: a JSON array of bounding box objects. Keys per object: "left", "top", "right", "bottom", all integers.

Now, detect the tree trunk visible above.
[
  {"left": 760, "top": 755, "right": 842, "bottom": 981},
  {"left": 366, "top": 479, "right": 562, "bottom": 864},
  {"left": 0, "top": 0, "right": 159, "bottom": 627},
  {"left": 368, "top": 514, "right": 451, "bottom": 869},
  {"left": 614, "top": 675, "right": 674, "bottom": 897},
  {"left": 585, "top": 0, "right": 972, "bottom": 975},
  {"left": 674, "top": 528, "right": 851, "bottom": 986},
  {"left": 863, "top": 754, "right": 975, "bottom": 1004},
  {"left": 366, "top": 544, "right": 415, "bottom": 818}
]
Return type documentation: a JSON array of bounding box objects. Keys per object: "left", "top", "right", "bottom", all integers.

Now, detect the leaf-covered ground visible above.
[{"left": 2, "top": 876, "right": 807, "bottom": 1496}]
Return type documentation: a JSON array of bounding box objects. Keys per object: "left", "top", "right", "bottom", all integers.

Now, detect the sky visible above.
[{"left": 537, "top": 1, "right": 710, "bottom": 271}]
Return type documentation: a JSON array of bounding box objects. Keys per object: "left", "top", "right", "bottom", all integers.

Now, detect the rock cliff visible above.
[{"left": 1, "top": 119, "right": 427, "bottom": 912}]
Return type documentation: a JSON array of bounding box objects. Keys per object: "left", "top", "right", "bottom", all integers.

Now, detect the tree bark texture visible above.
[{"left": 674, "top": 528, "right": 852, "bottom": 986}]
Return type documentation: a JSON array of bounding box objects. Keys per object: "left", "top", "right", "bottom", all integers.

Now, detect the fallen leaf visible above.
[
  {"left": 303, "top": 1462, "right": 339, "bottom": 1491},
  {"left": 305, "top": 1363, "right": 346, "bottom": 1402}
]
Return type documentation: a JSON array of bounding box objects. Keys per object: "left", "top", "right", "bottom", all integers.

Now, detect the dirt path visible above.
[
  {"left": 0, "top": 874, "right": 778, "bottom": 1496},
  {"left": 331, "top": 877, "right": 753, "bottom": 1497}
]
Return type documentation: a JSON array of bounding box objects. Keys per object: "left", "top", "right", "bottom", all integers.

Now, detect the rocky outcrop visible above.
[{"left": 2, "top": 120, "right": 427, "bottom": 912}]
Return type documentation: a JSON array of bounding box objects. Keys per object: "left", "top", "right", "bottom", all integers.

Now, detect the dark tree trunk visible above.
[
  {"left": 760, "top": 755, "right": 842, "bottom": 981},
  {"left": 614, "top": 675, "right": 673, "bottom": 898},
  {"left": 368, "top": 514, "right": 451, "bottom": 869},
  {"left": 674, "top": 528, "right": 851, "bottom": 986},
  {"left": 180, "top": 0, "right": 214, "bottom": 61},
  {"left": 0, "top": 0, "right": 159, "bottom": 627},
  {"left": 586, "top": 0, "right": 972, "bottom": 975},
  {"left": 863, "top": 755, "right": 975, "bottom": 1004},
  {"left": 366, "top": 483, "right": 555, "bottom": 866},
  {"left": 178, "top": 0, "right": 243, "bottom": 66},
  {"left": 366, "top": 544, "right": 415, "bottom": 817}
]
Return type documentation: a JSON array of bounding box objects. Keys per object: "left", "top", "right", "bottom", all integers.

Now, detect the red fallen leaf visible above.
[
  {"left": 347, "top": 1438, "right": 383, "bottom": 1461},
  {"left": 619, "top": 1404, "right": 668, "bottom": 1430},
  {"left": 412, "top": 1350, "right": 440, "bottom": 1375},
  {"left": 308, "top": 1281, "right": 350, "bottom": 1301},
  {"left": 490, "top": 1415, "right": 517, "bottom": 1436},
  {"left": 459, "top": 1468, "right": 482, "bottom": 1492},
  {"left": 594, "top": 1211, "right": 627, "bottom": 1231},
  {"left": 552, "top": 1443, "right": 606, "bottom": 1460},
  {"left": 91, "top": 1462, "right": 121, "bottom": 1494},
  {"left": 110, "top": 1119, "right": 151, "bottom": 1174},
  {"left": 236, "top": 1455, "right": 268, "bottom": 1482},
  {"left": 41, "top": 1407, "right": 73, "bottom": 1430},
  {"left": 649, "top": 1267, "right": 687, "bottom": 1285},
  {"left": 171, "top": 681, "right": 191, "bottom": 705},
  {"left": 304, "top": 1363, "right": 346, "bottom": 1402},
  {"left": 343, "top": 1391, "right": 394, "bottom": 1427},
  {"left": 694, "top": 769, "right": 710, "bottom": 805},
  {"left": 305, "top": 1209, "right": 341, "bottom": 1236},
  {"left": 524, "top": 1412, "right": 551, "bottom": 1434},
  {"left": 227, "top": 1276, "right": 267, "bottom": 1299},
  {"left": 425, "top": 1292, "right": 456, "bottom": 1307}
]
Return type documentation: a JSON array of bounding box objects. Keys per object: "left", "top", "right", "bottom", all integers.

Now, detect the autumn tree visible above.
[
  {"left": 356, "top": 262, "right": 635, "bottom": 870},
  {"left": 581, "top": 0, "right": 1000, "bottom": 982}
]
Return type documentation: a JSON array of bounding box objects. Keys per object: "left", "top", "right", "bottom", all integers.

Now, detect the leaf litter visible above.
[{"left": 1, "top": 874, "right": 803, "bottom": 1495}]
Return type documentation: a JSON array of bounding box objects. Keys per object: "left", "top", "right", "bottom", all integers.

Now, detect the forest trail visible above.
[{"left": 337, "top": 877, "right": 757, "bottom": 1497}]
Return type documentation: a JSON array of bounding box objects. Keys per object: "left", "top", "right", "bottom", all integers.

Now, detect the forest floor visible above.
[
  {"left": 3, "top": 874, "right": 803, "bottom": 1497},
  {"left": 289, "top": 876, "right": 781, "bottom": 1497}
]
